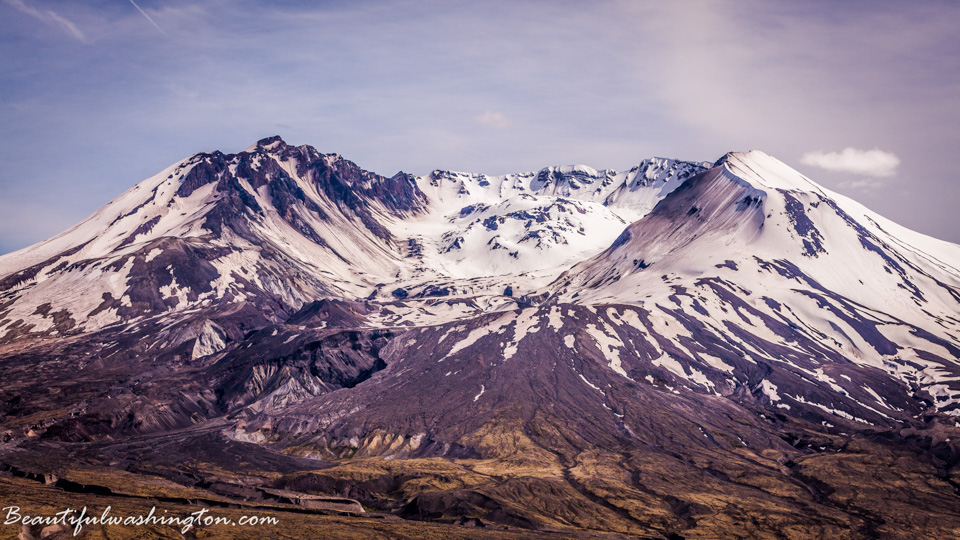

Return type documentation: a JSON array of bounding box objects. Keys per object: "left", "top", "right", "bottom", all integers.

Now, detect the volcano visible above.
[{"left": 2, "top": 137, "right": 959, "bottom": 538}]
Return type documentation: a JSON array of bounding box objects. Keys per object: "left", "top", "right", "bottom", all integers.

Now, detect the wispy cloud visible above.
[
  {"left": 800, "top": 148, "right": 900, "bottom": 177},
  {"left": 4, "top": 0, "right": 84, "bottom": 41},
  {"left": 839, "top": 177, "right": 885, "bottom": 190},
  {"left": 128, "top": 0, "right": 164, "bottom": 34},
  {"left": 475, "top": 111, "right": 509, "bottom": 128}
]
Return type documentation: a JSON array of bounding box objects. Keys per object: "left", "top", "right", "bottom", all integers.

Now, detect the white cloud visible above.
[
  {"left": 4, "top": 0, "right": 85, "bottom": 41},
  {"left": 800, "top": 148, "right": 900, "bottom": 177},
  {"left": 474, "top": 111, "right": 509, "bottom": 128}
]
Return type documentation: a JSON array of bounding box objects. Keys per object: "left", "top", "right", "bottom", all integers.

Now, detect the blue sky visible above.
[{"left": 1, "top": 0, "right": 958, "bottom": 253}]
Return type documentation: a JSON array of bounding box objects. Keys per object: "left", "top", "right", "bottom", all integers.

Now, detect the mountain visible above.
[{"left": 2, "top": 137, "right": 960, "bottom": 538}]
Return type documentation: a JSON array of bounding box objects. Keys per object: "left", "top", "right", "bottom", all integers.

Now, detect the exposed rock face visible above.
[
  {"left": 1, "top": 141, "right": 960, "bottom": 537},
  {"left": 192, "top": 319, "right": 228, "bottom": 360}
]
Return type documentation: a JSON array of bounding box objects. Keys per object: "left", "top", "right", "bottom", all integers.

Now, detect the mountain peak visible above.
[
  {"left": 712, "top": 149, "right": 771, "bottom": 166},
  {"left": 244, "top": 135, "right": 288, "bottom": 153},
  {"left": 716, "top": 150, "right": 826, "bottom": 194}
]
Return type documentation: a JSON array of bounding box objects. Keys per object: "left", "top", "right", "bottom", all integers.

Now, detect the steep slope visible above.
[
  {"left": 546, "top": 151, "right": 960, "bottom": 419},
  {"left": 2, "top": 143, "right": 960, "bottom": 538},
  {"left": 0, "top": 136, "right": 429, "bottom": 346}
]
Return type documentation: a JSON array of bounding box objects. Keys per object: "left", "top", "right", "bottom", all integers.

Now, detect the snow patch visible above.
[
  {"left": 758, "top": 379, "right": 780, "bottom": 402},
  {"left": 584, "top": 320, "right": 628, "bottom": 377},
  {"left": 445, "top": 313, "right": 512, "bottom": 359},
  {"left": 502, "top": 308, "right": 540, "bottom": 360}
]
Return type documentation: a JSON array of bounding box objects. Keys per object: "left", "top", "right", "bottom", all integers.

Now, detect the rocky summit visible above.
[{"left": 2, "top": 136, "right": 960, "bottom": 538}]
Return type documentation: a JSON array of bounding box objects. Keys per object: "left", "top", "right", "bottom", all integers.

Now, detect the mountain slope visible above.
[
  {"left": 0, "top": 137, "right": 419, "bottom": 344},
  {"left": 547, "top": 151, "right": 960, "bottom": 418},
  {"left": 1, "top": 140, "right": 960, "bottom": 538},
  {"left": 0, "top": 137, "right": 708, "bottom": 341}
]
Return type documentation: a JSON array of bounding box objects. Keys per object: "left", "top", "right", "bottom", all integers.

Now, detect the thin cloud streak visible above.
[
  {"left": 128, "top": 0, "right": 164, "bottom": 34},
  {"left": 4, "top": 0, "right": 84, "bottom": 41},
  {"left": 840, "top": 177, "right": 885, "bottom": 190}
]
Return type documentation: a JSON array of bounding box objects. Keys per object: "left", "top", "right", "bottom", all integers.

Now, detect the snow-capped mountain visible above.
[
  {"left": 2, "top": 137, "right": 960, "bottom": 537},
  {"left": 545, "top": 151, "right": 960, "bottom": 420},
  {"left": 0, "top": 136, "right": 707, "bottom": 336}
]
